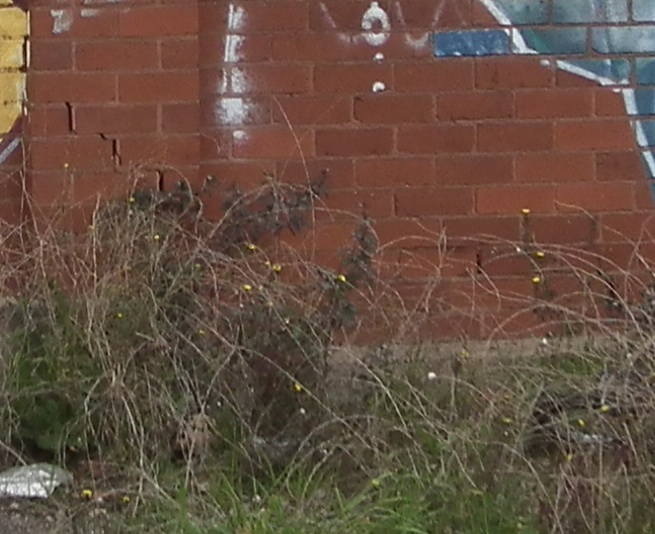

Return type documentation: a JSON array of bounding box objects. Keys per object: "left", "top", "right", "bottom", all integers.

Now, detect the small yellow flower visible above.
[
  {"left": 576, "top": 418, "right": 585, "bottom": 427},
  {"left": 521, "top": 208, "right": 531, "bottom": 215},
  {"left": 460, "top": 349, "right": 470, "bottom": 359},
  {"left": 535, "top": 251, "right": 545, "bottom": 259},
  {"left": 198, "top": 329, "right": 206, "bottom": 336},
  {"left": 600, "top": 404, "right": 610, "bottom": 413},
  {"left": 115, "top": 312, "right": 124, "bottom": 319},
  {"left": 246, "top": 243, "right": 257, "bottom": 251},
  {"left": 293, "top": 382, "right": 303, "bottom": 393},
  {"left": 266, "top": 301, "right": 274, "bottom": 308},
  {"left": 80, "top": 488, "right": 93, "bottom": 499},
  {"left": 532, "top": 276, "right": 542, "bottom": 284},
  {"left": 336, "top": 274, "right": 347, "bottom": 283},
  {"left": 370, "top": 478, "right": 381, "bottom": 488},
  {"left": 264, "top": 260, "right": 271, "bottom": 267},
  {"left": 127, "top": 196, "right": 136, "bottom": 204},
  {"left": 194, "top": 263, "right": 202, "bottom": 270},
  {"left": 242, "top": 284, "right": 253, "bottom": 292},
  {"left": 271, "top": 263, "right": 282, "bottom": 273},
  {"left": 503, "top": 393, "right": 512, "bottom": 401},
  {"left": 153, "top": 234, "right": 161, "bottom": 242},
  {"left": 564, "top": 452, "right": 574, "bottom": 462},
  {"left": 63, "top": 162, "right": 70, "bottom": 170},
  {"left": 122, "top": 495, "right": 130, "bottom": 504},
  {"left": 501, "top": 417, "right": 513, "bottom": 425}
]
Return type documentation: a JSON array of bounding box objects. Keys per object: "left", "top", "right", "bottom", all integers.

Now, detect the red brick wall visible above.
[{"left": 23, "top": 1, "right": 655, "bottom": 339}]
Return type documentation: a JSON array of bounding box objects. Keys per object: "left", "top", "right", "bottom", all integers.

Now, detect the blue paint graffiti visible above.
[{"left": 434, "top": 0, "right": 655, "bottom": 192}]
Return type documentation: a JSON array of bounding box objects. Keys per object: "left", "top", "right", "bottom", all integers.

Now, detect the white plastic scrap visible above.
[{"left": 0, "top": 463, "right": 73, "bottom": 499}]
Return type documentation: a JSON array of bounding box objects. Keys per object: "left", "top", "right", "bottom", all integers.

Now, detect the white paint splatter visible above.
[
  {"left": 217, "top": 3, "right": 254, "bottom": 135},
  {"left": 80, "top": 9, "right": 100, "bottom": 18},
  {"left": 50, "top": 9, "right": 73, "bottom": 35},
  {"left": 372, "top": 81, "right": 386, "bottom": 93},
  {"left": 0, "top": 138, "right": 21, "bottom": 166},
  {"left": 361, "top": 2, "right": 391, "bottom": 47}
]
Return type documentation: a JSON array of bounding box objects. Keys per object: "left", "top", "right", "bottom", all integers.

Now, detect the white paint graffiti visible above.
[
  {"left": 50, "top": 9, "right": 73, "bottom": 35},
  {"left": 361, "top": 2, "right": 391, "bottom": 47},
  {"left": 216, "top": 3, "right": 256, "bottom": 144},
  {"left": 320, "top": 0, "right": 467, "bottom": 53}
]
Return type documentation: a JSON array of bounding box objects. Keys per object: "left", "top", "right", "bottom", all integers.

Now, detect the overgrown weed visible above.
[{"left": 0, "top": 172, "right": 653, "bottom": 532}]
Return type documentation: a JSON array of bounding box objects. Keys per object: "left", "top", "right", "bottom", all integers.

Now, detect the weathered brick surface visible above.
[{"left": 20, "top": 0, "right": 655, "bottom": 339}]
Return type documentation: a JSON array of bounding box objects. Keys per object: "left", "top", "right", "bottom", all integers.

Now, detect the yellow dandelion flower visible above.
[
  {"left": 194, "top": 263, "right": 202, "bottom": 270},
  {"left": 80, "top": 488, "right": 93, "bottom": 499},
  {"left": 600, "top": 404, "right": 610, "bottom": 413},
  {"left": 198, "top": 329, "right": 206, "bottom": 336},
  {"left": 460, "top": 349, "right": 470, "bottom": 358},
  {"left": 503, "top": 393, "right": 512, "bottom": 401},
  {"left": 564, "top": 452, "right": 574, "bottom": 462},
  {"left": 127, "top": 196, "right": 136, "bottom": 204},
  {"left": 242, "top": 284, "right": 253, "bottom": 292},
  {"left": 532, "top": 276, "right": 542, "bottom": 284},
  {"left": 370, "top": 478, "right": 381, "bottom": 488},
  {"left": 293, "top": 382, "right": 303, "bottom": 393},
  {"left": 501, "top": 417, "right": 513, "bottom": 425},
  {"left": 521, "top": 208, "right": 531, "bottom": 215},
  {"left": 122, "top": 495, "right": 130, "bottom": 504},
  {"left": 115, "top": 312, "right": 124, "bottom": 319},
  {"left": 246, "top": 243, "right": 257, "bottom": 251},
  {"left": 337, "top": 274, "right": 347, "bottom": 283},
  {"left": 153, "top": 234, "right": 161, "bottom": 242},
  {"left": 536, "top": 251, "right": 545, "bottom": 259},
  {"left": 271, "top": 263, "right": 282, "bottom": 273},
  {"left": 576, "top": 418, "right": 585, "bottom": 427}
]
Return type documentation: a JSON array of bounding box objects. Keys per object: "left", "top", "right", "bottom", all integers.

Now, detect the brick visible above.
[
  {"left": 276, "top": 159, "right": 355, "bottom": 189},
  {"left": 596, "top": 152, "right": 644, "bottom": 181},
  {"left": 476, "top": 185, "right": 556, "bottom": 214},
  {"left": 373, "top": 217, "right": 443, "bottom": 248},
  {"left": 322, "top": 189, "right": 394, "bottom": 219},
  {"left": 314, "top": 64, "right": 392, "bottom": 93},
  {"left": 30, "top": 40, "right": 71, "bottom": 71},
  {"left": 163, "top": 103, "right": 200, "bottom": 134},
  {"left": 397, "top": 125, "right": 475, "bottom": 154},
  {"left": 119, "top": 72, "right": 198, "bottom": 103},
  {"left": 595, "top": 89, "right": 629, "bottom": 117},
  {"left": 354, "top": 94, "right": 434, "bottom": 124},
  {"left": 515, "top": 89, "right": 593, "bottom": 119},
  {"left": 119, "top": 135, "right": 199, "bottom": 167},
  {"left": 202, "top": 161, "right": 276, "bottom": 191},
  {"left": 389, "top": 0, "right": 471, "bottom": 29},
  {"left": 75, "top": 105, "right": 158, "bottom": 135},
  {"left": 434, "top": 155, "right": 513, "bottom": 185},
  {"left": 273, "top": 95, "right": 351, "bottom": 125},
  {"left": 526, "top": 214, "right": 598, "bottom": 245},
  {"left": 398, "top": 247, "right": 478, "bottom": 279},
  {"left": 395, "top": 61, "right": 474, "bottom": 92},
  {"left": 76, "top": 40, "right": 158, "bottom": 71},
  {"left": 437, "top": 91, "right": 514, "bottom": 121},
  {"left": 30, "top": 170, "right": 129, "bottom": 207},
  {"left": 556, "top": 182, "right": 635, "bottom": 212},
  {"left": 395, "top": 188, "right": 475, "bottom": 216},
  {"left": 28, "top": 104, "right": 71, "bottom": 137},
  {"left": 555, "top": 120, "right": 636, "bottom": 150},
  {"left": 30, "top": 136, "right": 114, "bottom": 171},
  {"left": 240, "top": 2, "right": 308, "bottom": 31},
  {"left": 232, "top": 127, "right": 313, "bottom": 160},
  {"left": 476, "top": 58, "right": 553, "bottom": 89},
  {"left": 516, "top": 152, "right": 595, "bottom": 183},
  {"left": 443, "top": 216, "right": 520, "bottom": 242},
  {"left": 199, "top": 130, "right": 230, "bottom": 161},
  {"left": 316, "top": 128, "right": 393, "bottom": 157},
  {"left": 478, "top": 122, "right": 553, "bottom": 152},
  {"left": 30, "top": 72, "right": 116, "bottom": 104},
  {"left": 601, "top": 212, "right": 655, "bottom": 242},
  {"left": 200, "top": 34, "right": 271, "bottom": 66},
  {"left": 119, "top": 6, "right": 198, "bottom": 37},
  {"left": 272, "top": 33, "right": 355, "bottom": 62},
  {"left": 222, "top": 65, "right": 312, "bottom": 95},
  {"left": 355, "top": 158, "right": 434, "bottom": 188},
  {"left": 161, "top": 38, "right": 198, "bottom": 70}
]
